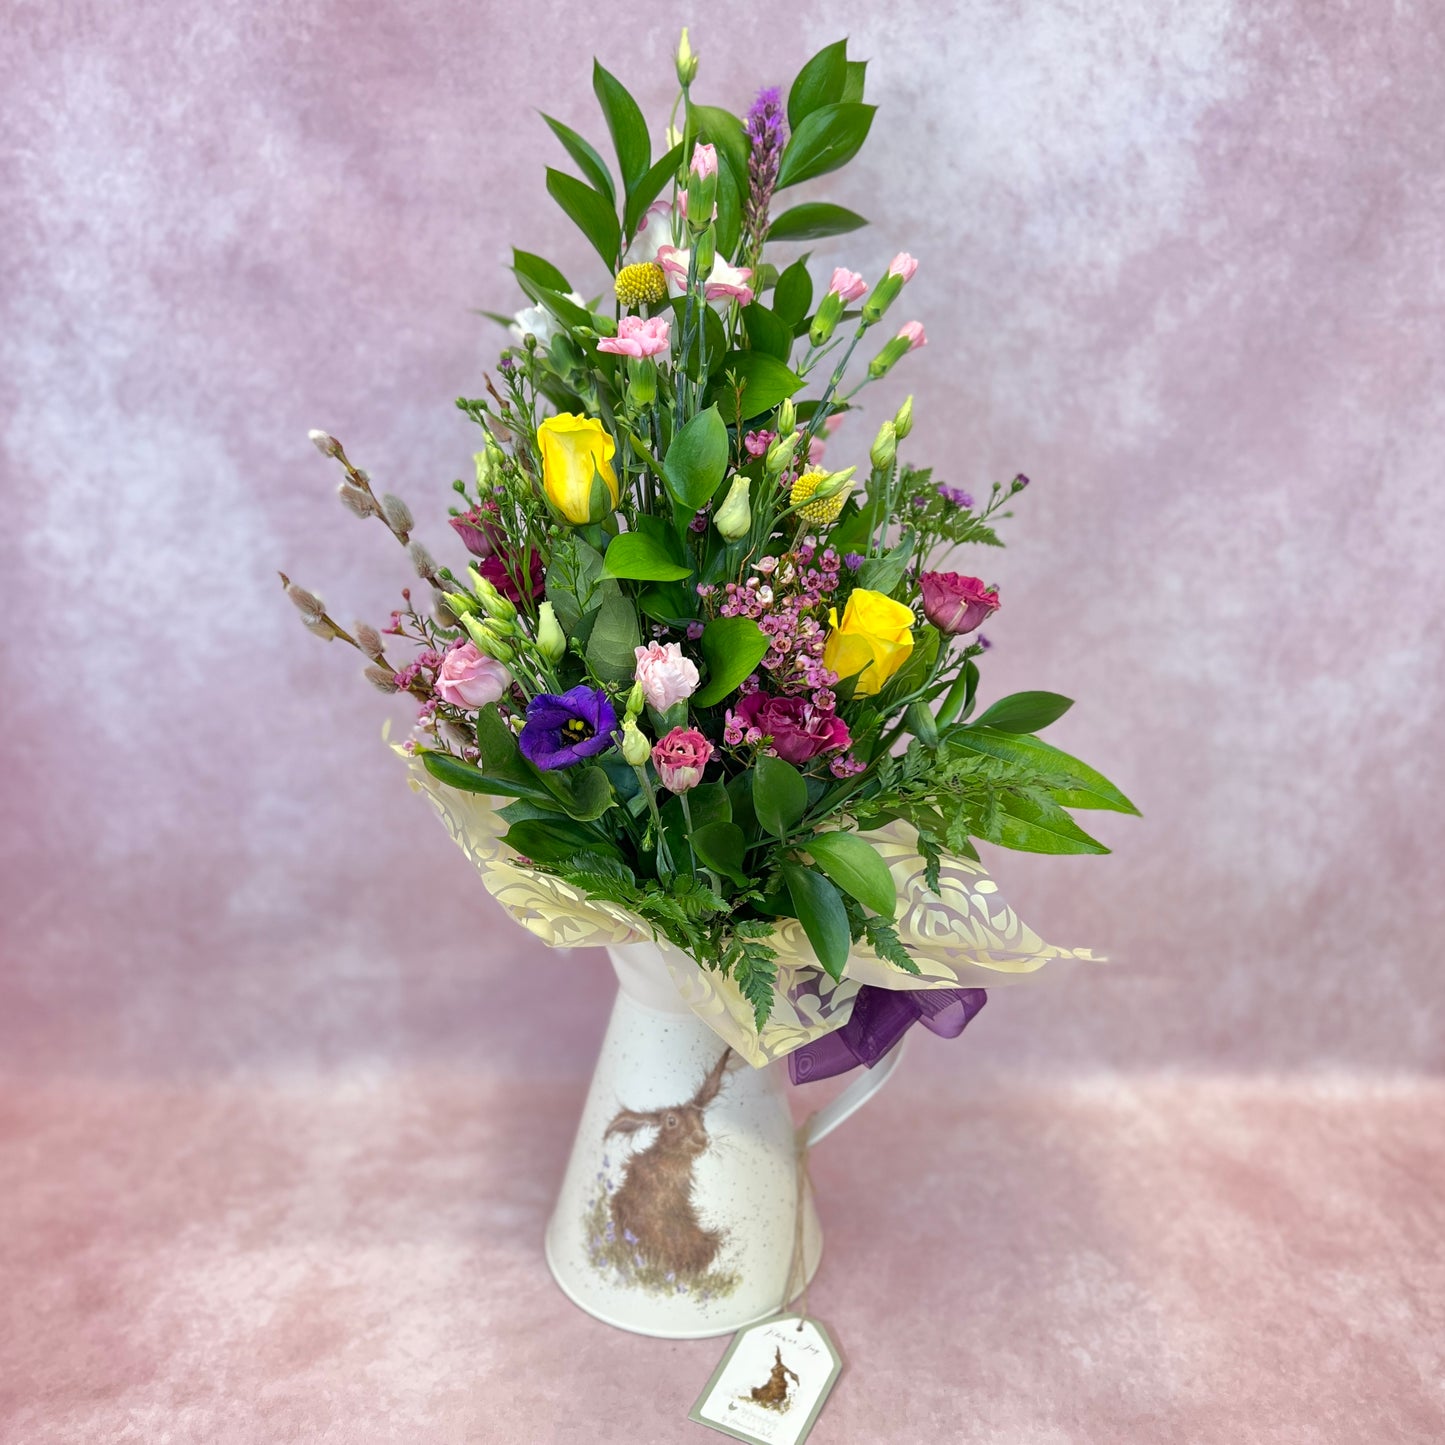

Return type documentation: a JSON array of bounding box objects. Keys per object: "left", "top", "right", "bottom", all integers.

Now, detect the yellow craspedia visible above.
[
  {"left": 537, "top": 413, "right": 619, "bottom": 525},
  {"left": 822, "top": 588, "right": 915, "bottom": 696},
  {"left": 614, "top": 262, "right": 668, "bottom": 309},
  {"left": 789, "top": 468, "right": 849, "bottom": 525}
]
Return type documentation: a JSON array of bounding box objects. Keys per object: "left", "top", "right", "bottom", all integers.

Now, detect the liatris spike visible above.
[{"left": 741, "top": 86, "right": 787, "bottom": 264}]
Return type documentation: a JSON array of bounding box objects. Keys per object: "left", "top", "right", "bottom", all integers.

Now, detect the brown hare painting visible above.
[{"left": 602, "top": 1046, "right": 737, "bottom": 1280}]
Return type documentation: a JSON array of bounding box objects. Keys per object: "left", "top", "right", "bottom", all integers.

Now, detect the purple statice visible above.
[
  {"left": 742, "top": 87, "right": 787, "bottom": 261},
  {"left": 843, "top": 552, "right": 865, "bottom": 571},
  {"left": 936, "top": 483, "right": 974, "bottom": 509}
]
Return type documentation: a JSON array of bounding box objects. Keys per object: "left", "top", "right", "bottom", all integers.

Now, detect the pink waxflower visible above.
[
  {"left": 597, "top": 315, "right": 672, "bottom": 358},
  {"left": 744, "top": 429, "right": 777, "bottom": 458},
  {"left": 652, "top": 726, "right": 713, "bottom": 793},
  {"left": 919, "top": 572, "right": 999, "bottom": 635},
  {"left": 633, "top": 640, "right": 700, "bottom": 711},
  {"left": 434, "top": 642, "right": 511, "bottom": 708},
  {"left": 898, "top": 320, "right": 927, "bottom": 351},
  {"left": 827, "top": 267, "right": 867, "bottom": 302},
  {"left": 689, "top": 142, "right": 718, "bottom": 179},
  {"left": 889, "top": 252, "right": 919, "bottom": 282}
]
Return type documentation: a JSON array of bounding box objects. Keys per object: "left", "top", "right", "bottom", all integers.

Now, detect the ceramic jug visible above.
[{"left": 544, "top": 939, "right": 904, "bottom": 1339}]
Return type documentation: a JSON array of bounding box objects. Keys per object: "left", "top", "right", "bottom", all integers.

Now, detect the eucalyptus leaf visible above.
[
  {"left": 584, "top": 579, "right": 642, "bottom": 682},
  {"left": 553, "top": 765, "right": 616, "bottom": 822},
  {"left": 690, "top": 820, "right": 749, "bottom": 885}
]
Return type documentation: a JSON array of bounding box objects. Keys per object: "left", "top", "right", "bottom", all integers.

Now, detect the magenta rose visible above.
[
  {"left": 434, "top": 642, "right": 511, "bottom": 709},
  {"left": 919, "top": 572, "right": 1000, "bottom": 636},
  {"left": 651, "top": 726, "right": 713, "bottom": 793},
  {"left": 736, "top": 692, "right": 851, "bottom": 765}
]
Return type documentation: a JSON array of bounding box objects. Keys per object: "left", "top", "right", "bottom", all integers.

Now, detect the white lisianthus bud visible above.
[
  {"left": 893, "top": 394, "right": 914, "bottom": 439},
  {"left": 777, "top": 399, "right": 796, "bottom": 435},
  {"left": 621, "top": 716, "right": 652, "bottom": 767},
  {"left": 765, "top": 430, "right": 801, "bottom": 477},
  {"left": 625, "top": 680, "right": 645, "bottom": 720},
  {"left": 467, "top": 567, "right": 518, "bottom": 621},
  {"left": 535, "top": 601, "right": 567, "bottom": 663},
  {"left": 713, "top": 474, "right": 752, "bottom": 541},
  {"left": 675, "top": 28, "right": 699, "bottom": 87},
  {"left": 870, "top": 421, "right": 897, "bottom": 471}
]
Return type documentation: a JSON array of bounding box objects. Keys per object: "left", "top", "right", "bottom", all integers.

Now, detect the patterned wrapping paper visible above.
[{"left": 409, "top": 760, "right": 1102, "bottom": 1066}]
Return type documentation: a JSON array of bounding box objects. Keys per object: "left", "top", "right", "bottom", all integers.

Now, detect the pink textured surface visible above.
[{"left": 3, "top": 1, "right": 1443, "bottom": 1440}]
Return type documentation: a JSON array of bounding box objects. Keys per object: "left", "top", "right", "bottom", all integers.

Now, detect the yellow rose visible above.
[
  {"left": 822, "top": 588, "right": 915, "bottom": 696},
  {"left": 537, "top": 414, "right": 619, "bottom": 525}
]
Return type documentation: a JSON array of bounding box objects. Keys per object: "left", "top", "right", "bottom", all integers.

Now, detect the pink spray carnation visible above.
[
  {"left": 918, "top": 572, "right": 999, "bottom": 636},
  {"left": 434, "top": 642, "right": 511, "bottom": 708},
  {"left": 632, "top": 640, "right": 700, "bottom": 711},
  {"left": 898, "top": 320, "right": 927, "bottom": 351},
  {"left": 652, "top": 727, "right": 713, "bottom": 793},
  {"left": 888, "top": 252, "right": 919, "bottom": 281},
  {"left": 689, "top": 142, "right": 718, "bottom": 179},
  {"left": 827, "top": 267, "right": 867, "bottom": 302},
  {"left": 597, "top": 315, "right": 672, "bottom": 358}
]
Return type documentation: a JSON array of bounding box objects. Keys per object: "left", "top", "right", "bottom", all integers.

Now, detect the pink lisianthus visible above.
[
  {"left": 448, "top": 501, "right": 503, "bottom": 558},
  {"left": 827, "top": 267, "right": 867, "bottom": 302},
  {"left": 632, "top": 640, "right": 700, "bottom": 711},
  {"left": 898, "top": 320, "right": 927, "bottom": 351},
  {"left": 919, "top": 571, "right": 999, "bottom": 636},
  {"left": 732, "top": 691, "right": 851, "bottom": 765},
  {"left": 652, "top": 726, "right": 713, "bottom": 793},
  {"left": 434, "top": 641, "right": 511, "bottom": 709},
  {"left": 623, "top": 199, "right": 676, "bottom": 267},
  {"left": 888, "top": 252, "right": 919, "bottom": 281},
  {"left": 655, "top": 246, "right": 755, "bottom": 307},
  {"left": 597, "top": 315, "right": 672, "bottom": 358}
]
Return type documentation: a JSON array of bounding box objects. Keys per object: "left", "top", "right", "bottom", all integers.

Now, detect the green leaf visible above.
[
  {"left": 419, "top": 748, "right": 540, "bottom": 801},
  {"left": 475, "top": 704, "right": 543, "bottom": 790},
  {"left": 767, "top": 203, "right": 868, "bottom": 242},
  {"left": 670, "top": 295, "right": 727, "bottom": 382},
  {"left": 662, "top": 405, "right": 729, "bottom": 512},
  {"left": 950, "top": 728, "right": 1139, "bottom": 815},
  {"left": 554, "top": 765, "right": 616, "bottom": 822},
  {"left": 805, "top": 830, "right": 897, "bottom": 918},
  {"left": 512, "top": 247, "right": 572, "bottom": 293},
  {"left": 741, "top": 303, "right": 794, "bottom": 363},
  {"left": 545, "top": 536, "right": 606, "bottom": 632},
  {"left": 773, "top": 257, "right": 814, "bottom": 326},
  {"left": 545, "top": 169, "right": 621, "bottom": 270},
  {"left": 540, "top": 115, "right": 614, "bottom": 203},
  {"left": 781, "top": 864, "right": 851, "bottom": 979},
  {"left": 856, "top": 530, "right": 915, "bottom": 596},
  {"left": 730, "top": 937, "right": 778, "bottom": 1029},
  {"left": 787, "top": 39, "right": 848, "bottom": 130},
  {"left": 972, "top": 691, "right": 1075, "bottom": 734},
  {"left": 689, "top": 105, "right": 749, "bottom": 193},
  {"left": 841, "top": 59, "right": 868, "bottom": 103},
  {"left": 503, "top": 817, "right": 623, "bottom": 864},
  {"left": 753, "top": 754, "right": 808, "bottom": 838},
  {"left": 690, "top": 820, "right": 749, "bottom": 885},
  {"left": 592, "top": 59, "right": 650, "bottom": 192},
  {"left": 862, "top": 917, "right": 920, "bottom": 975},
  {"left": 584, "top": 579, "right": 641, "bottom": 682},
  {"left": 693, "top": 616, "right": 769, "bottom": 707},
  {"left": 713, "top": 147, "right": 743, "bottom": 261},
  {"left": 601, "top": 531, "right": 694, "bottom": 582},
  {"left": 981, "top": 792, "right": 1110, "bottom": 856},
  {"left": 707, "top": 351, "right": 804, "bottom": 424},
  {"left": 623, "top": 142, "right": 684, "bottom": 239},
  {"left": 777, "top": 103, "right": 876, "bottom": 189}
]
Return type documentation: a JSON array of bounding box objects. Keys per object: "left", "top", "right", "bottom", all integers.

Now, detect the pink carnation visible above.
[
  {"left": 434, "top": 642, "right": 511, "bottom": 709},
  {"left": 888, "top": 252, "right": 919, "bottom": 281},
  {"left": 597, "top": 315, "right": 672, "bottom": 358},
  {"left": 898, "top": 320, "right": 927, "bottom": 351},
  {"left": 633, "top": 640, "right": 700, "bottom": 711},
  {"left": 689, "top": 142, "right": 718, "bottom": 179},
  {"left": 827, "top": 267, "right": 867, "bottom": 302}
]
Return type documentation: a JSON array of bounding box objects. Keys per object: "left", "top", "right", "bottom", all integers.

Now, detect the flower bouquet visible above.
[{"left": 284, "top": 34, "right": 1136, "bottom": 1335}]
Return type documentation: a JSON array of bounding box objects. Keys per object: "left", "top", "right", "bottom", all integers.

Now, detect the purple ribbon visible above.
[{"left": 787, "top": 985, "right": 988, "bottom": 1084}]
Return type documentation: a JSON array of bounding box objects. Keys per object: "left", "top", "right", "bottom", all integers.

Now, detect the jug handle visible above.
[{"left": 801, "top": 1036, "right": 907, "bottom": 1148}]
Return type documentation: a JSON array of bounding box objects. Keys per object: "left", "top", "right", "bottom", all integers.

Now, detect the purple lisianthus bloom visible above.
[{"left": 518, "top": 685, "right": 619, "bottom": 770}]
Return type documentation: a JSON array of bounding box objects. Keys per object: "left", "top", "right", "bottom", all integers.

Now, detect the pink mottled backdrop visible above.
[{"left": 3, "top": 3, "right": 1444, "bottom": 1442}]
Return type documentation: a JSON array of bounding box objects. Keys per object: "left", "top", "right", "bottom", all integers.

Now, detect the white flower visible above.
[
  {"left": 623, "top": 200, "right": 677, "bottom": 268},
  {"left": 508, "top": 292, "right": 584, "bottom": 350}
]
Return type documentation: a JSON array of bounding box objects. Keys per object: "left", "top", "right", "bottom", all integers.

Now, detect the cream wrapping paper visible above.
[{"left": 409, "top": 760, "right": 1101, "bottom": 1067}]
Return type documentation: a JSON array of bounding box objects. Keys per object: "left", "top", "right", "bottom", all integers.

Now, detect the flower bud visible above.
[
  {"left": 870, "top": 421, "right": 897, "bottom": 471},
  {"left": 685, "top": 143, "right": 718, "bottom": 231},
  {"left": 894, "top": 395, "right": 914, "bottom": 439},
  {"left": 777, "top": 398, "right": 796, "bottom": 435},
  {"left": 283, "top": 579, "right": 325, "bottom": 621},
  {"left": 625, "top": 680, "right": 645, "bottom": 720},
  {"left": 354, "top": 621, "right": 384, "bottom": 658},
  {"left": 809, "top": 290, "right": 845, "bottom": 346},
  {"left": 867, "top": 324, "right": 925, "bottom": 380},
  {"left": 445, "top": 590, "right": 478, "bottom": 617},
  {"left": 627, "top": 354, "right": 658, "bottom": 405},
  {"left": 675, "top": 27, "right": 699, "bottom": 87},
  {"left": 535, "top": 601, "right": 567, "bottom": 663},
  {"left": 467, "top": 566, "right": 518, "bottom": 621},
  {"left": 692, "top": 225, "right": 716, "bottom": 275},
  {"left": 308, "top": 429, "right": 342, "bottom": 458},
  {"left": 620, "top": 716, "right": 652, "bottom": 767},
  {"left": 461, "top": 613, "right": 515, "bottom": 662},
  {"left": 364, "top": 664, "right": 400, "bottom": 694},
  {"left": 337, "top": 482, "right": 376, "bottom": 518},
  {"left": 713, "top": 474, "right": 752, "bottom": 541},
  {"left": 765, "top": 429, "right": 801, "bottom": 477},
  {"left": 408, "top": 540, "right": 438, "bottom": 580},
  {"left": 474, "top": 439, "right": 505, "bottom": 492}
]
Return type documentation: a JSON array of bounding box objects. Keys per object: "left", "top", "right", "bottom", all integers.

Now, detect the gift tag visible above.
[{"left": 689, "top": 1314, "right": 843, "bottom": 1444}]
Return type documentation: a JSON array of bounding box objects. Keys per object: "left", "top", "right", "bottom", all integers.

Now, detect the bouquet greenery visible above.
[{"left": 285, "top": 35, "right": 1136, "bottom": 1030}]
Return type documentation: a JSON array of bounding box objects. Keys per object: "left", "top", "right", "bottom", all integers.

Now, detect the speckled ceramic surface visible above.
[{"left": 545, "top": 943, "right": 899, "bottom": 1339}]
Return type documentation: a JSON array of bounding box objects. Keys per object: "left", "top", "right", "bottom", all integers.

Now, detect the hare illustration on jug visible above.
[{"left": 582, "top": 1046, "right": 742, "bottom": 1298}]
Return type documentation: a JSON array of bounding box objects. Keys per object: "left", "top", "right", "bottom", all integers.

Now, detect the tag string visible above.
[{"left": 781, "top": 1118, "right": 815, "bottom": 1329}]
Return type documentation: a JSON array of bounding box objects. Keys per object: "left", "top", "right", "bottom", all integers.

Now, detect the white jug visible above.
[{"left": 544, "top": 939, "right": 904, "bottom": 1339}]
